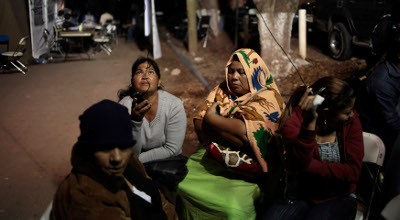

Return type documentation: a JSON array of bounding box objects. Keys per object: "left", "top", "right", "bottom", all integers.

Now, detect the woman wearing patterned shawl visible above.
[
  {"left": 195, "top": 48, "right": 284, "bottom": 172},
  {"left": 177, "top": 49, "right": 284, "bottom": 219}
]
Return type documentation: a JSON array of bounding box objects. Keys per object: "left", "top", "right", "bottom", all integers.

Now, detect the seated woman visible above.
[
  {"left": 178, "top": 48, "right": 284, "bottom": 219},
  {"left": 118, "top": 57, "right": 187, "bottom": 202},
  {"left": 263, "top": 77, "right": 364, "bottom": 220}
]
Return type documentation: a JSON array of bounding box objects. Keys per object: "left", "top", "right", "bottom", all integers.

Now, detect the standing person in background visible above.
[
  {"left": 100, "top": 12, "right": 114, "bottom": 25},
  {"left": 359, "top": 21, "right": 400, "bottom": 164},
  {"left": 263, "top": 77, "right": 363, "bottom": 220},
  {"left": 122, "top": 2, "right": 140, "bottom": 43},
  {"left": 51, "top": 100, "right": 174, "bottom": 220},
  {"left": 359, "top": 20, "right": 400, "bottom": 213},
  {"left": 123, "top": 16, "right": 137, "bottom": 42},
  {"left": 70, "top": 10, "right": 79, "bottom": 26},
  {"left": 82, "top": 10, "right": 96, "bottom": 23},
  {"left": 62, "top": 14, "right": 75, "bottom": 30},
  {"left": 118, "top": 57, "right": 187, "bottom": 204}
]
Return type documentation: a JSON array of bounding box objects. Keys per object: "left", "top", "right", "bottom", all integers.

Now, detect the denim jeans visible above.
[
  {"left": 126, "top": 26, "right": 135, "bottom": 42},
  {"left": 262, "top": 195, "right": 357, "bottom": 220}
]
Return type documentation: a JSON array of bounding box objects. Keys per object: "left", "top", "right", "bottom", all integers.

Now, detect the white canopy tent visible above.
[
  {"left": 28, "top": 0, "right": 161, "bottom": 60},
  {"left": 28, "top": 0, "right": 57, "bottom": 60}
]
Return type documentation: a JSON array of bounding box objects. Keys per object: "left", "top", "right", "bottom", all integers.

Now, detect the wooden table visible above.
[
  {"left": 59, "top": 31, "right": 93, "bottom": 38},
  {"left": 59, "top": 31, "right": 94, "bottom": 60}
]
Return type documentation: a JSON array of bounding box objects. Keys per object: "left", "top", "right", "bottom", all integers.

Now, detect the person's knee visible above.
[{"left": 262, "top": 200, "right": 309, "bottom": 220}]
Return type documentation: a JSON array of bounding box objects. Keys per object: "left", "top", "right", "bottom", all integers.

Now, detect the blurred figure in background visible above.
[
  {"left": 55, "top": 10, "right": 65, "bottom": 29},
  {"left": 359, "top": 18, "right": 400, "bottom": 213},
  {"left": 359, "top": 19, "right": 400, "bottom": 166},
  {"left": 122, "top": 2, "right": 139, "bottom": 42},
  {"left": 82, "top": 10, "right": 96, "bottom": 23},
  {"left": 62, "top": 13, "right": 76, "bottom": 30},
  {"left": 100, "top": 11, "right": 114, "bottom": 25}
]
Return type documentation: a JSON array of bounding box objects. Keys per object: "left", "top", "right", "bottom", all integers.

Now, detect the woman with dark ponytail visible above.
[{"left": 263, "top": 77, "right": 364, "bottom": 220}]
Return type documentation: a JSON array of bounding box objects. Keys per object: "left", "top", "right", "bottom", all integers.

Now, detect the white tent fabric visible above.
[
  {"left": 28, "top": 0, "right": 56, "bottom": 59},
  {"left": 151, "top": 0, "right": 162, "bottom": 59}
]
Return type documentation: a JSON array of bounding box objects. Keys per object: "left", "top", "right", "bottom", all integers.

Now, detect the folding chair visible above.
[
  {"left": 40, "top": 201, "right": 53, "bottom": 220},
  {"left": 93, "top": 33, "right": 112, "bottom": 56},
  {"left": 44, "top": 26, "right": 65, "bottom": 57},
  {"left": 0, "top": 36, "right": 29, "bottom": 74},
  {"left": 0, "top": 35, "right": 10, "bottom": 68},
  {"left": 106, "top": 23, "right": 118, "bottom": 45},
  {"left": 355, "top": 132, "right": 386, "bottom": 220}
]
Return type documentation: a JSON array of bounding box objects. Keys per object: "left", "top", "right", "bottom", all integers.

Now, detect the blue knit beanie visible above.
[{"left": 77, "top": 99, "right": 136, "bottom": 147}]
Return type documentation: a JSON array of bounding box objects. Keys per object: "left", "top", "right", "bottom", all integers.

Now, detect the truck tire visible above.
[{"left": 328, "top": 23, "right": 352, "bottom": 60}]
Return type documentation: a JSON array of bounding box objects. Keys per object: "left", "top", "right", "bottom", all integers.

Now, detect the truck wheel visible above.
[{"left": 328, "top": 23, "right": 352, "bottom": 60}]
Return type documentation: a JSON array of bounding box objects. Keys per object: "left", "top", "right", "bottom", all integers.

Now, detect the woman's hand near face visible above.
[
  {"left": 298, "top": 88, "right": 318, "bottom": 130},
  {"left": 130, "top": 98, "right": 152, "bottom": 121}
]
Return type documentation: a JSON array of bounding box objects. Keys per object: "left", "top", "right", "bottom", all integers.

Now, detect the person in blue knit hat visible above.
[{"left": 50, "top": 100, "right": 175, "bottom": 219}]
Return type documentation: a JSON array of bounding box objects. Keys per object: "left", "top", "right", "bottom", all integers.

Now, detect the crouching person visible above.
[{"left": 51, "top": 100, "right": 172, "bottom": 219}]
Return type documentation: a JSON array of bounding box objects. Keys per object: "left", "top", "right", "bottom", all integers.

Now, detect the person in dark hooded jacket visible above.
[{"left": 50, "top": 99, "right": 175, "bottom": 220}]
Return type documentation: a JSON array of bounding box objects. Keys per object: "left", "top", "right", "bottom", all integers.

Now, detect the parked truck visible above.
[{"left": 306, "top": 0, "right": 393, "bottom": 60}]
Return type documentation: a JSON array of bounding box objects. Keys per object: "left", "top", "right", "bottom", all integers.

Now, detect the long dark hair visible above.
[
  {"left": 278, "top": 77, "right": 356, "bottom": 129},
  {"left": 117, "top": 57, "right": 161, "bottom": 101}
]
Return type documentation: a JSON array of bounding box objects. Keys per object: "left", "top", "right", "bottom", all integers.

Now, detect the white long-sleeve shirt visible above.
[{"left": 119, "top": 90, "right": 187, "bottom": 163}]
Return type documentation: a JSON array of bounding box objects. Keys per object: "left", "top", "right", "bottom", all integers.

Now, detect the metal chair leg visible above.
[
  {"left": 16, "top": 60, "right": 27, "bottom": 69},
  {"left": 103, "top": 44, "right": 112, "bottom": 53},
  {"left": 364, "top": 167, "right": 381, "bottom": 220},
  {"left": 100, "top": 44, "right": 111, "bottom": 55},
  {"left": 10, "top": 61, "right": 25, "bottom": 74}
]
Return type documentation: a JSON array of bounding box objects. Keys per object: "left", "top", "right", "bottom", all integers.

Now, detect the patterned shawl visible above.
[{"left": 194, "top": 48, "right": 284, "bottom": 172}]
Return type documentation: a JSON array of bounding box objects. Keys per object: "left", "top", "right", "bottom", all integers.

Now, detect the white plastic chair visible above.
[
  {"left": 106, "top": 23, "right": 118, "bottom": 45},
  {"left": 362, "top": 132, "right": 385, "bottom": 166},
  {"left": 381, "top": 195, "right": 400, "bottom": 220},
  {"left": 355, "top": 132, "right": 386, "bottom": 220},
  {"left": 93, "top": 35, "right": 112, "bottom": 55},
  {"left": 40, "top": 201, "right": 53, "bottom": 220}
]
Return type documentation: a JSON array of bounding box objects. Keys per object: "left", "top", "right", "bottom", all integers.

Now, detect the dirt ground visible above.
[{"left": 0, "top": 27, "right": 368, "bottom": 219}]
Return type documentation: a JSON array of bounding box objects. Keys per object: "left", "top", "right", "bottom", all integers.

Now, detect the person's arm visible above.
[
  {"left": 194, "top": 118, "right": 211, "bottom": 145},
  {"left": 119, "top": 96, "right": 148, "bottom": 155},
  {"left": 51, "top": 175, "right": 133, "bottom": 220},
  {"left": 66, "top": 197, "right": 130, "bottom": 220},
  {"left": 304, "top": 113, "right": 364, "bottom": 183},
  {"left": 371, "top": 76, "right": 400, "bottom": 131},
  {"left": 138, "top": 100, "right": 187, "bottom": 163},
  {"left": 281, "top": 88, "right": 319, "bottom": 169},
  {"left": 281, "top": 106, "right": 318, "bottom": 169},
  {"left": 197, "top": 101, "right": 249, "bottom": 147}
]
